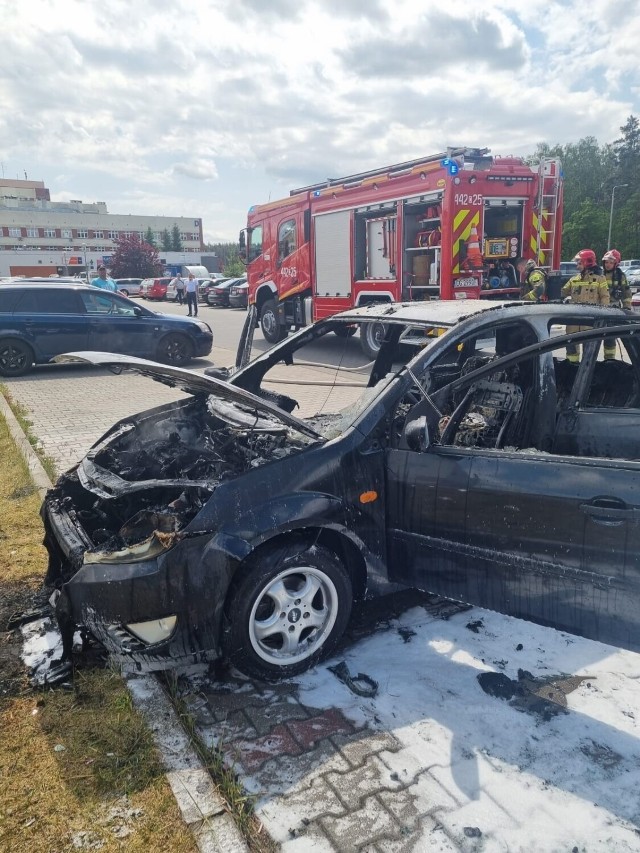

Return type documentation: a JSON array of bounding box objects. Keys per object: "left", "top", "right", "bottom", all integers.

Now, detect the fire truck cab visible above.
[{"left": 242, "top": 148, "right": 563, "bottom": 356}]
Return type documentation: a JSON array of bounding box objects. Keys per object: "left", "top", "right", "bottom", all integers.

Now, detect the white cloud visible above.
[{"left": 0, "top": 0, "right": 638, "bottom": 242}]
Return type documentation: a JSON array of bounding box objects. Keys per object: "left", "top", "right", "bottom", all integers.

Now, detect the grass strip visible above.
[{"left": 0, "top": 413, "right": 198, "bottom": 853}]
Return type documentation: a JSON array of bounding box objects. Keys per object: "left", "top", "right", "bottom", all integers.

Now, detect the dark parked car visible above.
[
  {"left": 206, "top": 277, "right": 246, "bottom": 308},
  {"left": 0, "top": 283, "right": 213, "bottom": 376},
  {"left": 42, "top": 301, "right": 640, "bottom": 681},
  {"left": 228, "top": 279, "right": 249, "bottom": 310},
  {"left": 198, "top": 278, "right": 226, "bottom": 302},
  {"left": 559, "top": 260, "right": 579, "bottom": 282}
]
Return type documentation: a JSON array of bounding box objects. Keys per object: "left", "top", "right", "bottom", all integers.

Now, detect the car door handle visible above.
[{"left": 580, "top": 497, "right": 640, "bottom": 525}]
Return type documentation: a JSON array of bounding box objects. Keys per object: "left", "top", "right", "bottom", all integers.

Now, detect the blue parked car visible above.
[{"left": 0, "top": 283, "right": 213, "bottom": 376}]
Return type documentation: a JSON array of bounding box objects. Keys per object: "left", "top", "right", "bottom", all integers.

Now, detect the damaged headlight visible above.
[
  {"left": 83, "top": 530, "right": 180, "bottom": 565},
  {"left": 84, "top": 509, "right": 182, "bottom": 565},
  {"left": 126, "top": 615, "right": 177, "bottom": 645}
]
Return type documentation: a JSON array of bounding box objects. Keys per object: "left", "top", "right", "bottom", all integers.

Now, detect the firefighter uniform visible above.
[
  {"left": 521, "top": 267, "right": 547, "bottom": 302},
  {"left": 603, "top": 266, "right": 631, "bottom": 359},
  {"left": 561, "top": 269, "right": 609, "bottom": 363}
]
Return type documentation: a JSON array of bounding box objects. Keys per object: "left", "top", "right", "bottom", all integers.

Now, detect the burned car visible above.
[{"left": 42, "top": 301, "right": 640, "bottom": 680}]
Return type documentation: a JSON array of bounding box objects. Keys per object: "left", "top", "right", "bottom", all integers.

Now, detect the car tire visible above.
[
  {"left": 0, "top": 339, "right": 35, "bottom": 377},
  {"left": 223, "top": 541, "right": 353, "bottom": 680},
  {"left": 119, "top": 289, "right": 129, "bottom": 297},
  {"left": 156, "top": 333, "right": 194, "bottom": 366},
  {"left": 260, "top": 299, "right": 288, "bottom": 344},
  {"left": 360, "top": 322, "right": 387, "bottom": 359}
]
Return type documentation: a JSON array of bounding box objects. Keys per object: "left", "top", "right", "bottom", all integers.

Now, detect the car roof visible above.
[
  {"left": 331, "top": 300, "right": 636, "bottom": 328},
  {"left": 0, "top": 282, "right": 92, "bottom": 290}
]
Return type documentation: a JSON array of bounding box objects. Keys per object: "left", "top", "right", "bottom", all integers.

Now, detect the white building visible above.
[{"left": 0, "top": 178, "right": 205, "bottom": 276}]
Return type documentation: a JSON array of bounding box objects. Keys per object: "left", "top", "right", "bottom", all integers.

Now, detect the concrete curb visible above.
[
  {"left": 0, "top": 390, "right": 53, "bottom": 501},
  {"left": 1, "top": 389, "right": 249, "bottom": 853}
]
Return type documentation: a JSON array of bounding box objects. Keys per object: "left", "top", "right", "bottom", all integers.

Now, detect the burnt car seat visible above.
[{"left": 440, "top": 380, "right": 524, "bottom": 449}]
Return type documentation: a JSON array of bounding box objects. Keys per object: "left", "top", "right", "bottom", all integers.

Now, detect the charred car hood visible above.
[{"left": 53, "top": 351, "right": 321, "bottom": 439}]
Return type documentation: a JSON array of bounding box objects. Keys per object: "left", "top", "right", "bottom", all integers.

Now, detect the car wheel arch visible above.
[{"left": 224, "top": 526, "right": 368, "bottom": 604}]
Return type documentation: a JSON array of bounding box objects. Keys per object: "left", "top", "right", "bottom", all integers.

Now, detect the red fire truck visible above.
[{"left": 241, "top": 147, "right": 563, "bottom": 356}]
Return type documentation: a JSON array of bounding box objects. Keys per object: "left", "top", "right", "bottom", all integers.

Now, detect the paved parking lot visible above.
[{"left": 6, "top": 302, "right": 640, "bottom": 852}]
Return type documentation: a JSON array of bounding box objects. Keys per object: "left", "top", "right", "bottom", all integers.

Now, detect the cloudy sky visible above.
[{"left": 1, "top": 0, "right": 638, "bottom": 244}]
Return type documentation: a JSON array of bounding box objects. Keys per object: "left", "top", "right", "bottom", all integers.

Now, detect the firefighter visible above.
[
  {"left": 520, "top": 259, "right": 547, "bottom": 302},
  {"left": 602, "top": 249, "right": 631, "bottom": 359},
  {"left": 561, "top": 249, "right": 609, "bottom": 363}
]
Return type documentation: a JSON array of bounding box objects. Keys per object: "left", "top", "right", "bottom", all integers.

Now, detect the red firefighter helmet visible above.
[
  {"left": 574, "top": 249, "right": 597, "bottom": 268},
  {"left": 602, "top": 249, "right": 621, "bottom": 265}
]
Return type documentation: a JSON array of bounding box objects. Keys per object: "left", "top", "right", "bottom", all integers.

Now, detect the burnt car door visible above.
[
  {"left": 385, "top": 322, "right": 640, "bottom": 653},
  {"left": 552, "top": 330, "right": 640, "bottom": 615}
]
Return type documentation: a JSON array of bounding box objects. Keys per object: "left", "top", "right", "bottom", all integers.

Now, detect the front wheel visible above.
[
  {"left": 223, "top": 542, "right": 353, "bottom": 680},
  {"left": 156, "top": 333, "right": 194, "bottom": 366},
  {"left": 119, "top": 289, "right": 129, "bottom": 297},
  {"left": 0, "top": 339, "right": 34, "bottom": 376},
  {"left": 360, "top": 322, "right": 387, "bottom": 359},
  {"left": 260, "top": 299, "right": 288, "bottom": 344}
]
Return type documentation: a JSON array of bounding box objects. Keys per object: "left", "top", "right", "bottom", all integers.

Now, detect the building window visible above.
[
  {"left": 122, "top": 231, "right": 132, "bottom": 238},
  {"left": 44, "top": 228, "right": 56, "bottom": 238},
  {"left": 62, "top": 229, "right": 72, "bottom": 239},
  {"left": 77, "top": 229, "right": 88, "bottom": 238},
  {"left": 8, "top": 228, "right": 21, "bottom": 238},
  {"left": 27, "top": 228, "right": 38, "bottom": 238},
  {"left": 108, "top": 231, "right": 118, "bottom": 239},
  {"left": 94, "top": 230, "right": 103, "bottom": 239}
]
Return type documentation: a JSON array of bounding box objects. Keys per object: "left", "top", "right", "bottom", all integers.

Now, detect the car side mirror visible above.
[
  {"left": 133, "top": 305, "right": 144, "bottom": 316},
  {"left": 404, "top": 416, "right": 430, "bottom": 452}
]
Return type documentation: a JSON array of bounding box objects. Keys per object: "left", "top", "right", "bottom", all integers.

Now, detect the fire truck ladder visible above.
[{"left": 535, "top": 159, "right": 562, "bottom": 269}]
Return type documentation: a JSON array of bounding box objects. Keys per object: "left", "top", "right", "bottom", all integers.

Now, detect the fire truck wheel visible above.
[
  {"left": 260, "top": 300, "right": 288, "bottom": 344},
  {"left": 360, "top": 322, "right": 386, "bottom": 359}
]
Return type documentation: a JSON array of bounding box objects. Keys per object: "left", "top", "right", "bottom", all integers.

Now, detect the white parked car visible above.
[{"left": 625, "top": 266, "right": 640, "bottom": 291}]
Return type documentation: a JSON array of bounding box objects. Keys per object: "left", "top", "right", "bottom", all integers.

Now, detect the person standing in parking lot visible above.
[
  {"left": 171, "top": 272, "right": 185, "bottom": 304},
  {"left": 91, "top": 265, "right": 117, "bottom": 291},
  {"left": 185, "top": 273, "right": 198, "bottom": 317},
  {"left": 561, "top": 249, "right": 609, "bottom": 363}
]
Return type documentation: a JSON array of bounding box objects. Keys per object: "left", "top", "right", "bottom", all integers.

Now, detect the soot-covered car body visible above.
[{"left": 42, "top": 301, "right": 640, "bottom": 679}]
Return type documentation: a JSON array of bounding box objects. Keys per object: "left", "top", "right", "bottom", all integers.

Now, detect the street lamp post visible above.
[
  {"left": 607, "top": 184, "right": 628, "bottom": 250},
  {"left": 82, "top": 244, "right": 88, "bottom": 276}
]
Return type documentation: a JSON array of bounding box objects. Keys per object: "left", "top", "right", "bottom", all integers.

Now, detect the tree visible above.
[
  {"left": 561, "top": 200, "right": 609, "bottom": 261},
  {"left": 205, "top": 243, "right": 244, "bottom": 275},
  {"left": 531, "top": 120, "right": 640, "bottom": 259},
  {"left": 144, "top": 227, "right": 156, "bottom": 248},
  {"left": 170, "top": 224, "right": 182, "bottom": 252},
  {"left": 161, "top": 229, "right": 172, "bottom": 252},
  {"left": 109, "top": 234, "right": 161, "bottom": 278},
  {"left": 223, "top": 252, "right": 245, "bottom": 277}
]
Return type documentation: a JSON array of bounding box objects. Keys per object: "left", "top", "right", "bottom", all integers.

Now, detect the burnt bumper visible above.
[{"left": 42, "top": 500, "right": 225, "bottom": 672}]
